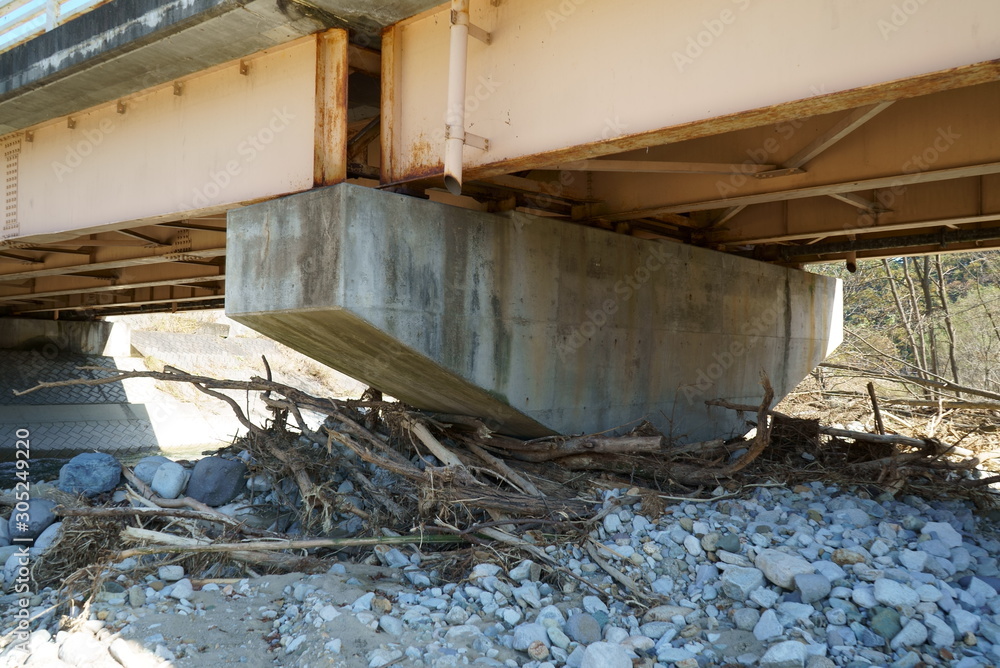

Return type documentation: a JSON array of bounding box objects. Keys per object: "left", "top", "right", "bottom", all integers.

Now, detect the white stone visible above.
[
  {"left": 157, "top": 565, "right": 184, "bottom": 582},
  {"left": 759, "top": 640, "right": 807, "bottom": 668},
  {"left": 899, "top": 549, "right": 929, "bottom": 572},
  {"left": 890, "top": 620, "right": 928, "bottom": 650},
  {"left": 581, "top": 642, "right": 632, "bottom": 668},
  {"left": 754, "top": 549, "right": 815, "bottom": 589},
  {"left": 921, "top": 522, "right": 963, "bottom": 548},
  {"left": 582, "top": 596, "right": 609, "bottom": 614},
  {"left": 753, "top": 609, "right": 783, "bottom": 641},
  {"left": 873, "top": 578, "right": 919, "bottom": 608},
  {"left": 31, "top": 521, "right": 62, "bottom": 553},
  {"left": 319, "top": 605, "right": 341, "bottom": 621},
  {"left": 950, "top": 609, "right": 980, "bottom": 635},
  {"left": 924, "top": 614, "right": 955, "bottom": 648},
  {"left": 379, "top": 615, "right": 404, "bottom": 636},
  {"left": 168, "top": 578, "right": 193, "bottom": 600}
]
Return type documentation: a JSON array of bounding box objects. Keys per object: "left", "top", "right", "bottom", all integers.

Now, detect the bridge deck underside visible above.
[{"left": 0, "top": 0, "right": 997, "bottom": 316}]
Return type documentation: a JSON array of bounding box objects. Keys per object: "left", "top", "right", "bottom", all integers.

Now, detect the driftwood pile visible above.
[{"left": 9, "top": 365, "right": 1000, "bottom": 605}]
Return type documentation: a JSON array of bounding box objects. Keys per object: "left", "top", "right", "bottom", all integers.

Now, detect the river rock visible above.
[
  {"left": 759, "top": 640, "right": 808, "bottom": 668},
  {"left": 8, "top": 498, "right": 56, "bottom": 541},
  {"left": 754, "top": 549, "right": 815, "bottom": 589},
  {"left": 581, "top": 642, "right": 632, "bottom": 668},
  {"left": 58, "top": 452, "right": 121, "bottom": 497},
  {"left": 185, "top": 457, "right": 247, "bottom": 506},
  {"left": 150, "top": 461, "right": 189, "bottom": 499},
  {"left": 133, "top": 455, "right": 171, "bottom": 485}
]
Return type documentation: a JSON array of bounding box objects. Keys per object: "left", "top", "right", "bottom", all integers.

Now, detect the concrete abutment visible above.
[{"left": 225, "top": 184, "right": 843, "bottom": 440}]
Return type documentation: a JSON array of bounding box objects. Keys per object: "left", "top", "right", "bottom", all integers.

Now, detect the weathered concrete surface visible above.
[
  {"left": 0, "top": 0, "right": 442, "bottom": 133},
  {"left": 226, "top": 184, "right": 842, "bottom": 440},
  {"left": 0, "top": 317, "right": 129, "bottom": 356}
]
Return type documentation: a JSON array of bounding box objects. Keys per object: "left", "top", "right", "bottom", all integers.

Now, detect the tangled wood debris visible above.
[{"left": 10, "top": 364, "right": 1000, "bottom": 608}]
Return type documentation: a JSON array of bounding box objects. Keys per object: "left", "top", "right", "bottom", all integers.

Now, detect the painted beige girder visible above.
[
  {"left": 382, "top": 0, "right": 1000, "bottom": 183},
  {"left": 0, "top": 30, "right": 351, "bottom": 315}
]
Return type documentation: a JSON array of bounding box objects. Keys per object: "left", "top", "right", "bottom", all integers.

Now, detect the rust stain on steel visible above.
[
  {"left": 314, "top": 29, "right": 349, "bottom": 187},
  {"left": 391, "top": 59, "right": 1000, "bottom": 186},
  {"left": 379, "top": 25, "right": 400, "bottom": 184}
]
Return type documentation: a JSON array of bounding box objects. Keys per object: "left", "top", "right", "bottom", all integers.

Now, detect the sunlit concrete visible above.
[{"left": 227, "top": 184, "right": 842, "bottom": 440}]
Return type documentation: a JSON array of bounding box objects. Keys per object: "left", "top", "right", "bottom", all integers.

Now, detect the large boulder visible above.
[
  {"left": 58, "top": 453, "right": 121, "bottom": 497},
  {"left": 185, "top": 457, "right": 247, "bottom": 507},
  {"left": 133, "top": 455, "right": 171, "bottom": 485},
  {"left": 8, "top": 498, "right": 57, "bottom": 542},
  {"left": 151, "top": 461, "right": 190, "bottom": 500}
]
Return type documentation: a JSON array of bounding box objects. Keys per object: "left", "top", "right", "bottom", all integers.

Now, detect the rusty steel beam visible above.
[{"left": 314, "top": 29, "right": 349, "bottom": 187}]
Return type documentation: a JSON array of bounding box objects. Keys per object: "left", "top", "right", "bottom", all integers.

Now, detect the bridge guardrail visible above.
[{"left": 0, "top": 0, "right": 107, "bottom": 54}]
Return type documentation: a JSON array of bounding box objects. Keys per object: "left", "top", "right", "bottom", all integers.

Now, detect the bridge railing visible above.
[{"left": 0, "top": 0, "right": 107, "bottom": 53}]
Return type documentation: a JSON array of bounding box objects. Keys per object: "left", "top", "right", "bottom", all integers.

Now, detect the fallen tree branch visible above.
[
  {"left": 820, "top": 362, "right": 1000, "bottom": 403},
  {"left": 118, "top": 527, "right": 466, "bottom": 557}
]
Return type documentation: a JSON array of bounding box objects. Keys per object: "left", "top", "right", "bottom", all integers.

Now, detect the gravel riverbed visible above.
[{"left": 4, "top": 482, "right": 1000, "bottom": 667}]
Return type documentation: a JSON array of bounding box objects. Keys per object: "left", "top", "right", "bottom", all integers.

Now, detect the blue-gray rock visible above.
[
  {"left": 717, "top": 533, "right": 741, "bottom": 553},
  {"left": 734, "top": 608, "right": 761, "bottom": 631},
  {"left": 133, "top": 455, "right": 171, "bottom": 485},
  {"left": 8, "top": 498, "right": 56, "bottom": 541},
  {"left": 151, "top": 461, "right": 189, "bottom": 499},
  {"left": 794, "top": 573, "right": 831, "bottom": 604},
  {"left": 185, "top": 457, "right": 247, "bottom": 506},
  {"left": 873, "top": 578, "right": 919, "bottom": 608},
  {"left": 651, "top": 576, "right": 674, "bottom": 595},
  {"left": 832, "top": 508, "right": 871, "bottom": 528},
  {"left": 512, "top": 623, "right": 549, "bottom": 650},
  {"left": 923, "top": 614, "right": 955, "bottom": 648},
  {"left": 0, "top": 517, "right": 9, "bottom": 547},
  {"left": 58, "top": 453, "right": 121, "bottom": 497},
  {"left": 750, "top": 587, "right": 780, "bottom": 609},
  {"left": 581, "top": 642, "right": 631, "bottom": 668},
  {"left": 949, "top": 609, "right": 979, "bottom": 635},
  {"left": 565, "top": 613, "right": 602, "bottom": 644},
  {"left": 898, "top": 549, "right": 928, "bottom": 572},
  {"left": 379, "top": 615, "right": 404, "bottom": 636},
  {"left": 721, "top": 566, "right": 765, "bottom": 600},
  {"left": 890, "top": 652, "right": 923, "bottom": 668},
  {"left": 753, "top": 609, "right": 783, "bottom": 641},
  {"left": 657, "top": 647, "right": 697, "bottom": 663},
  {"left": 759, "top": 640, "right": 807, "bottom": 668},
  {"left": 958, "top": 574, "right": 1000, "bottom": 594},
  {"left": 826, "top": 625, "right": 855, "bottom": 646},
  {"left": 639, "top": 622, "right": 671, "bottom": 639},
  {"left": 890, "top": 620, "right": 927, "bottom": 650}
]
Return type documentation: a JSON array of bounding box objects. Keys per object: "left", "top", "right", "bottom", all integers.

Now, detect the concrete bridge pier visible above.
[
  {"left": 226, "top": 184, "right": 842, "bottom": 441},
  {"left": 0, "top": 317, "right": 130, "bottom": 357}
]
